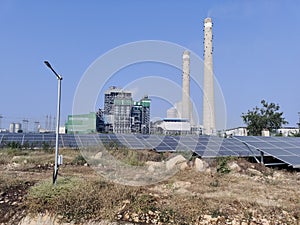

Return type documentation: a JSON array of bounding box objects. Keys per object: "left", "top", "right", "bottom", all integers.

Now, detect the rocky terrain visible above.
[{"left": 0, "top": 148, "right": 299, "bottom": 225}]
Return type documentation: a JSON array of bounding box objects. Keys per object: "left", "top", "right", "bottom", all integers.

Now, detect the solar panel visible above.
[
  {"left": 234, "top": 136, "right": 300, "bottom": 168},
  {"left": 1, "top": 133, "right": 299, "bottom": 168}
]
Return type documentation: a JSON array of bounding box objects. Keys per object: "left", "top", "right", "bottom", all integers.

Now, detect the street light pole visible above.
[{"left": 44, "top": 61, "right": 63, "bottom": 185}]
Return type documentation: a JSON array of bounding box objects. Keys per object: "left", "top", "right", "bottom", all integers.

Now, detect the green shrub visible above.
[
  {"left": 72, "top": 154, "right": 87, "bottom": 165},
  {"left": 216, "top": 157, "right": 231, "bottom": 174}
]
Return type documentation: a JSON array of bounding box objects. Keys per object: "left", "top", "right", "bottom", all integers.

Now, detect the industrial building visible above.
[
  {"left": 163, "top": 17, "right": 216, "bottom": 135},
  {"left": 65, "top": 112, "right": 98, "bottom": 134},
  {"left": 152, "top": 118, "right": 191, "bottom": 135},
  {"left": 104, "top": 86, "right": 133, "bottom": 133},
  {"left": 66, "top": 87, "right": 151, "bottom": 134},
  {"left": 131, "top": 96, "right": 151, "bottom": 134}
]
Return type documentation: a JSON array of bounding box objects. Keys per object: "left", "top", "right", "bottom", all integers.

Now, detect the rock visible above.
[
  {"left": 145, "top": 161, "right": 165, "bottom": 173},
  {"left": 194, "top": 158, "right": 209, "bottom": 172},
  {"left": 94, "top": 152, "right": 103, "bottom": 159},
  {"left": 123, "top": 213, "right": 130, "bottom": 220},
  {"left": 12, "top": 162, "right": 20, "bottom": 168},
  {"left": 166, "top": 155, "right": 186, "bottom": 170},
  {"left": 180, "top": 161, "right": 189, "bottom": 170},
  {"left": 131, "top": 213, "right": 139, "bottom": 223},
  {"left": 228, "top": 162, "right": 241, "bottom": 172},
  {"left": 247, "top": 168, "right": 262, "bottom": 176},
  {"left": 173, "top": 181, "right": 191, "bottom": 189}
]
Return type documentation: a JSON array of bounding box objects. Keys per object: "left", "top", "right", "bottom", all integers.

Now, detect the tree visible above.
[{"left": 242, "top": 100, "right": 288, "bottom": 136}]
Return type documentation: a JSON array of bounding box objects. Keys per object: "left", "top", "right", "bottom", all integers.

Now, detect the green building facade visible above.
[{"left": 65, "top": 112, "right": 97, "bottom": 134}]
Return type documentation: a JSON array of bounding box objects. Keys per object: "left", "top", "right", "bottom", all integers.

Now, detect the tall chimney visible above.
[
  {"left": 182, "top": 50, "right": 191, "bottom": 122},
  {"left": 203, "top": 17, "right": 216, "bottom": 135}
]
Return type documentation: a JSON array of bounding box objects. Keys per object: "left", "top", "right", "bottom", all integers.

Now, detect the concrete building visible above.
[
  {"left": 276, "top": 127, "right": 299, "bottom": 136},
  {"left": 224, "top": 127, "right": 248, "bottom": 137},
  {"left": 153, "top": 118, "right": 191, "bottom": 135},
  {"left": 203, "top": 17, "right": 216, "bottom": 135}
]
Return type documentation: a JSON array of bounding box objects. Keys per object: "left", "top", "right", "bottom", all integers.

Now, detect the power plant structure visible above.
[
  {"left": 163, "top": 17, "right": 216, "bottom": 135},
  {"left": 32, "top": 17, "right": 216, "bottom": 136},
  {"left": 202, "top": 17, "right": 216, "bottom": 135},
  {"left": 66, "top": 86, "right": 151, "bottom": 134},
  {"left": 181, "top": 50, "right": 192, "bottom": 123}
]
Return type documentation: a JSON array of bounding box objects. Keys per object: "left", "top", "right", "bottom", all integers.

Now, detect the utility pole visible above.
[
  {"left": 44, "top": 61, "right": 63, "bottom": 185},
  {"left": 0, "top": 114, "right": 3, "bottom": 130}
]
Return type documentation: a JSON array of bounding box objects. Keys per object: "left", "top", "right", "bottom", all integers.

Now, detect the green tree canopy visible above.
[{"left": 242, "top": 100, "right": 288, "bottom": 136}]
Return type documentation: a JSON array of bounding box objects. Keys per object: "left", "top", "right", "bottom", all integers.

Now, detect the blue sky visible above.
[{"left": 0, "top": 0, "right": 300, "bottom": 131}]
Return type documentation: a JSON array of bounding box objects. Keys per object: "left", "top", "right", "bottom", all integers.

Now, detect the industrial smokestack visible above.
[
  {"left": 203, "top": 17, "right": 216, "bottom": 135},
  {"left": 182, "top": 50, "right": 191, "bottom": 122}
]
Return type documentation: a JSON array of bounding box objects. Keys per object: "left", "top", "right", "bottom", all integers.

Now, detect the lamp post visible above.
[{"left": 44, "top": 61, "right": 63, "bottom": 185}]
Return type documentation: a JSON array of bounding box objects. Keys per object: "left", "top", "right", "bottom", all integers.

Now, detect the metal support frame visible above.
[
  {"left": 260, "top": 151, "right": 264, "bottom": 164},
  {"left": 240, "top": 141, "right": 261, "bottom": 164},
  {"left": 235, "top": 137, "right": 291, "bottom": 168}
]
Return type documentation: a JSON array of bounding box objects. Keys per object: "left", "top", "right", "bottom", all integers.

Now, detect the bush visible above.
[
  {"left": 72, "top": 154, "right": 87, "bottom": 165},
  {"left": 26, "top": 177, "right": 139, "bottom": 223},
  {"left": 216, "top": 157, "right": 231, "bottom": 174}
]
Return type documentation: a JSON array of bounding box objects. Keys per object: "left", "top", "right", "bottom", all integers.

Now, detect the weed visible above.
[
  {"left": 71, "top": 154, "right": 87, "bottom": 165},
  {"left": 26, "top": 177, "right": 139, "bottom": 223},
  {"left": 211, "top": 208, "right": 223, "bottom": 218},
  {"left": 216, "top": 157, "right": 231, "bottom": 174}
]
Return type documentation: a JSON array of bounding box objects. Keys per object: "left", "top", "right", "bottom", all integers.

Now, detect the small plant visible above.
[
  {"left": 216, "top": 157, "right": 231, "bottom": 174},
  {"left": 7, "top": 141, "right": 22, "bottom": 149},
  {"left": 72, "top": 154, "right": 87, "bottom": 165},
  {"left": 41, "top": 142, "right": 53, "bottom": 153},
  {"left": 211, "top": 208, "right": 223, "bottom": 218},
  {"left": 244, "top": 211, "right": 253, "bottom": 224}
]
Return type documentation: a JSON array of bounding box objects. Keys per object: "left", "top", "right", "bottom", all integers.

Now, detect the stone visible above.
[
  {"left": 94, "top": 152, "right": 103, "bottom": 159},
  {"left": 247, "top": 168, "right": 262, "bottom": 176},
  {"left": 194, "top": 158, "right": 208, "bottom": 172},
  {"left": 228, "top": 162, "right": 241, "bottom": 172},
  {"left": 180, "top": 162, "right": 189, "bottom": 170},
  {"left": 11, "top": 201, "right": 18, "bottom": 206},
  {"left": 166, "top": 155, "right": 186, "bottom": 170},
  {"left": 145, "top": 161, "right": 164, "bottom": 173}
]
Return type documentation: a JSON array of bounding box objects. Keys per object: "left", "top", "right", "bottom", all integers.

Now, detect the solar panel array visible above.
[
  {"left": 234, "top": 136, "right": 300, "bottom": 168},
  {"left": 1, "top": 133, "right": 300, "bottom": 168}
]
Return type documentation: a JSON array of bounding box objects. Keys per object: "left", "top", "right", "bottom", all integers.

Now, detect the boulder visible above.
[
  {"left": 228, "top": 161, "right": 242, "bottom": 172},
  {"left": 166, "top": 155, "right": 187, "bottom": 170},
  {"left": 145, "top": 161, "right": 165, "bottom": 173},
  {"left": 179, "top": 162, "right": 189, "bottom": 171},
  {"left": 194, "top": 158, "right": 209, "bottom": 172},
  {"left": 247, "top": 168, "right": 262, "bottom": 176},
  {"left": 94, "top": 152, "right": 103, "bottom": 159}
]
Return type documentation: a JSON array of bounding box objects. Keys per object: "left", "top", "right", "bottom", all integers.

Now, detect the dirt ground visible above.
[{"left": 0, "top": 148, "right": 300, "bottom": 225}]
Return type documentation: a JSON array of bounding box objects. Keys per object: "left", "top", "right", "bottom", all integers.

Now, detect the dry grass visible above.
[{"left": 1, "top": 148, "right": 300, "bottom": 224}]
